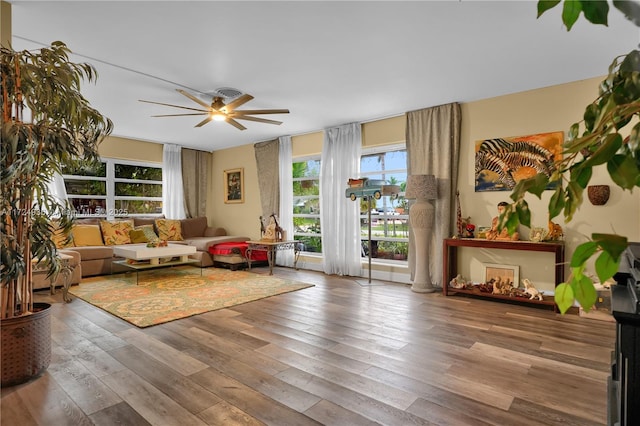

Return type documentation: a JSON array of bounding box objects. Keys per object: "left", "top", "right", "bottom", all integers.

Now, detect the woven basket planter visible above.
[
  {"left": 587, "top": 185, "right": 610, "bottom": 206},
  {"left": 1, "top": 303, "right": 52, "bottom": 387}
]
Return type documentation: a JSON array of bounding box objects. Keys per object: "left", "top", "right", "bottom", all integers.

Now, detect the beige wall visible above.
[
  {"left": 99, "top": 136, "right": 163, "bottom": 163},
  {"left": 457, "top": 77, "right": 640, "bottom": 291},
  {"left": 102, "top": 77, "right": 640, "bottom": 287},
  {"left": 210, "top": 144, "right": 263, "bottom": 238}
]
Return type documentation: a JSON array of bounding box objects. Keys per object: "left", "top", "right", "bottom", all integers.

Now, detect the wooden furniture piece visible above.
[
  {"left": 246, "top": 240, "right": 300, "bottom": 275},
  {"left": 442, "top": 238, "right": 564, "bottom": 308},
  {"left": 112, "top": 243, "right": 199, "bottom": 284},
  {"left": 33, "top": 253, "right": 77, "bottom": 303}
]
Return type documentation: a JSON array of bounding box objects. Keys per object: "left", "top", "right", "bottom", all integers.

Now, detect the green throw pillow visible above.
[{"left": 129, "top": 225, "right": 159, "bottom": 243}]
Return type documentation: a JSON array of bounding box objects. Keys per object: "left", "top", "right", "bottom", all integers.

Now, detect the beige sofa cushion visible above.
[
  {"left": 133, "top": 217, "right": 161, "bottom": 227},
  {"left": 71, "top": 246, "right": 114, "bottom": 261},
  {"left": 181, "top": 216, "right": 208, "bottom": 239},
  {"left": 185, "top": 236, "right": 249, "bottom": 252}
]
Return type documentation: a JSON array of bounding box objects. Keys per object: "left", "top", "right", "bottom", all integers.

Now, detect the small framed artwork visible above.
[
  {"left": 483, "top": 263, "right": 520, "bottom": 288},
  {"left": 223, "top": 168, "right": 244, "bottom": 204}
]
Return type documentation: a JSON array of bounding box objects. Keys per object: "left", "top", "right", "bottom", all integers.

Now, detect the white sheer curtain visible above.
[
  {"left": 41, "top": 172, "right": 69, "bottom": 217},
  {"left": 48, "top": 172, "right": 68, "bottom": 206},
  {"left": 320, "top": 123, "right": 362, "bottom": 276},
  {"left": 162, "top": 144, "right": 186, "bottom": 219},
  {"left": 277, "top": 136, "right": 295, "bottom": 267}
]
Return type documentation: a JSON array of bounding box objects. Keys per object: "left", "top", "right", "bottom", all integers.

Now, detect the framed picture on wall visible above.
[
  {"left": 483, "top": 263, "right": 520, "bottom": 288},
  {"left": 474, "top": 131, "right": 563, "bottom": 192},
  {"left": 224, "top": 168, "right": 244, "bottom": 204}
]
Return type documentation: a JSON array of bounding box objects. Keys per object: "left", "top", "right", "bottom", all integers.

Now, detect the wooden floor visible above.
[{"left": 1, "top": 267, "right": 616, "bottom": 426}]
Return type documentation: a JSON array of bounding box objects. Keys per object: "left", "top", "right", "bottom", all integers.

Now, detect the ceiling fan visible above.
[{"left": 139, "top": 89, "right": 289, "bottom": 130}]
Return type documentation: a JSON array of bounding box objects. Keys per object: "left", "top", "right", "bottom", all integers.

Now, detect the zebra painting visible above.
[{"left": 475, "top": 132, "right": 562, "bottom": 192}]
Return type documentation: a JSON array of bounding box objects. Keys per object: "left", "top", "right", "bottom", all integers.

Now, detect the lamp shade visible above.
[{"left": 405, "top": 174, "right": 437, "bottom": 200}]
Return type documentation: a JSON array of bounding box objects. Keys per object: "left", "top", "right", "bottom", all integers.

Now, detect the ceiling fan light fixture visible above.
[{"left": 211, "top": 112, "right": 226, "bottom": 122}]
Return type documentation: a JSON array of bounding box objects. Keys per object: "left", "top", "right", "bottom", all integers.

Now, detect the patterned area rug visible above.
[{"left": 69, "top": 267, "right": 313, "bottom": 328}]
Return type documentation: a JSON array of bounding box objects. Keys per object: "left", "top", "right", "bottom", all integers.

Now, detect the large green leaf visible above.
[
  {"left": 538, "top": 0, "right": 561, "bottom": 17},
  {"left": 581, "top": 0, "right": 609, "bottom": 25},
  {"left": 570, "top": 162, "right": 592, "bottom": 188},
  {"left": 564, "top": 132, "right": 599, "bottom": 153},
  {"left": 554, "top": 283, "right": 575, "bottom": 314},
  {"left": 571, "top": 241, "right": 598, "bottom": 267},
  {"left": 593, "top": 233, "right": 628, "bottom": 260},
  {"left": 548, "top": 185, "right": 565, "bottom": 219},
  {"left": 516, "top": 200, "right": 531, "bottom": 228},
  {"left": 607, "top": 154, "right": 639, "bottom": 189},
  {"left": 583, "top": 133, "right": 623, "bottom": 167},
  {"left": 573, "top": 274, "right": 597, "bottom": 312},
  {"left": 563, "top": 181, "right": 583, "bottom": 221},
  {"left": 595, "top": 250, "right": 620, "bottom": 284},
  {"left": 562, "top": 0, "right": 583, "bottom": 30}
]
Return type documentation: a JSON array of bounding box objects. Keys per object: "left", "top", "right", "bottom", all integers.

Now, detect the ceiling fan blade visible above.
[
  {"left": 222, "top": 94, "right": 254, "bottom": 112},
  {"left": 232, "top": 115, "right": 283, "bottom": 125},
  {"left": 226, "top": 118, "right": 247, "bottom": 131},
  {"left": 232, "top": 109, "right": 290, "bottom": 115},
  {"left": 139, "top": 99, "right": 208, "bottom": 113},
  {"left": 176, "top": 89, "right": 211, "bottom": 109},
  {"left": 151, "top": 113, "right": 208, "bottom": 117},
  {"left": 195, "top": 117, "right": 212, "bottom": 127}
]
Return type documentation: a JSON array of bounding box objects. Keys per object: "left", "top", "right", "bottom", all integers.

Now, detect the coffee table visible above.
[{"left": 112, "top": 243, "right": 199, "bottom": 284}]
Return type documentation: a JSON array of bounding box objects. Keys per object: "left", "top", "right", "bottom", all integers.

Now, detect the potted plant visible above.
[
  {"left": 1, "top": 41, "right": 112, "bottom": 386},
  {"left": 502, "top": 1, "right": 639, "bottom": 313}
]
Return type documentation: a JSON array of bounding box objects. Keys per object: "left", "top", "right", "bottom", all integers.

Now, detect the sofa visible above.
[{"left": 54, "top": 216, "right": 250, "bottom": 278}]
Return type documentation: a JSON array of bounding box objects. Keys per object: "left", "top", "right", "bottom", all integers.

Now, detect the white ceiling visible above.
[{"left": 8, "top": 1, "right": 639, "bottom": 152}]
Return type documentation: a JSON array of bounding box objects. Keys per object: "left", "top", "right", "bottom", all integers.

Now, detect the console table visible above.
[
  {"left": 246, "top": 240, "right": 300, "bottom": 275},
  {"left": 442, "top": 238, "right": 565, "bottom": 309}
]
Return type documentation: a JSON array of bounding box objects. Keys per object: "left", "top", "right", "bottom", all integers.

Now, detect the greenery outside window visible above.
[
  {"left": 359, "top": 145, "right": 408, "bottom": 261},
  {"left": 62, "top": 158, "right": 163, "bottom": 219},
  {"left": 292, "top": 157, "right": 322, "bottom": 253}
]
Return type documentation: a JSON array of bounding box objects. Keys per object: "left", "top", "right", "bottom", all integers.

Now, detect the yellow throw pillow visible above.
[
  {"left": 51, "top": 221, "right": 74, "bottom": 249},
  {"left": 155, "top": 219, "right": 183, "bottom": 241},
  {"left": 71, "top": 224, "right": 104, "bottom": 246},
  {"left": 100, "top": 220, "right": 134, "bottom": 245}
]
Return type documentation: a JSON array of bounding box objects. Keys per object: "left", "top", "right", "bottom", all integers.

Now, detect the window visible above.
[
  {"left": 292, "top": 157, "right": 322, "bottom": 253},
  {"left": 359, "top": 145, "right": 408, "bottom": 261},
  {"left": 62, "top": 158, "right": 163, "bottom": 219}
]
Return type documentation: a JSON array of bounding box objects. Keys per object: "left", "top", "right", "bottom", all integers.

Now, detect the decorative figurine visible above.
[
  {"left": 464, "top": 223, "right": 476, "bottom": 238},
  {"left": 486, "top": 201, "right": 519, "bottom": 241},
  {"left": 456, "top": 190, "right": 463, "bottom": 238},
  {"left": 522, "top": 278, "right": 544, "bottom": 301},
  {"left": 529, "top": 226, "right": 548, "bottom": 242},
  {"left": 261, "top": 215, "right": 278, "bottom": 241},
  {"left": 546, "top": 220, "right": 564, "bottom": 241},
  {"left": 449, "top": 274, "right": 467, "bottom": 289}
]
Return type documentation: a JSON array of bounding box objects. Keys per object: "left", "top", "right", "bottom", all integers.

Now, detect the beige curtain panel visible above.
[
  {"left": 406, "top": 102, "right": 461, "bottom": 285},
  {"left": 182, "top": 148, "right": 210, "bottom": 218},
  {"left": 254, "top": 139, "right": 280, "bottom": 221}
]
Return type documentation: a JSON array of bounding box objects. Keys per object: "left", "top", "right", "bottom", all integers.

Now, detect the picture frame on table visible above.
[
  {"left": 483, "top": 263, "right": 520, "bottom": 288},
  {"left": 224, "top": 168, "right": 244, "bottom": 204}
]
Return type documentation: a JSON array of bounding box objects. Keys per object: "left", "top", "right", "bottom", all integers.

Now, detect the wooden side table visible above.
[
  {"left": 245, "top": 240, "right": 300, "bottom": 275},
  {"left": 32, "top": 253, "right": 76, "bottom": 303}
]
